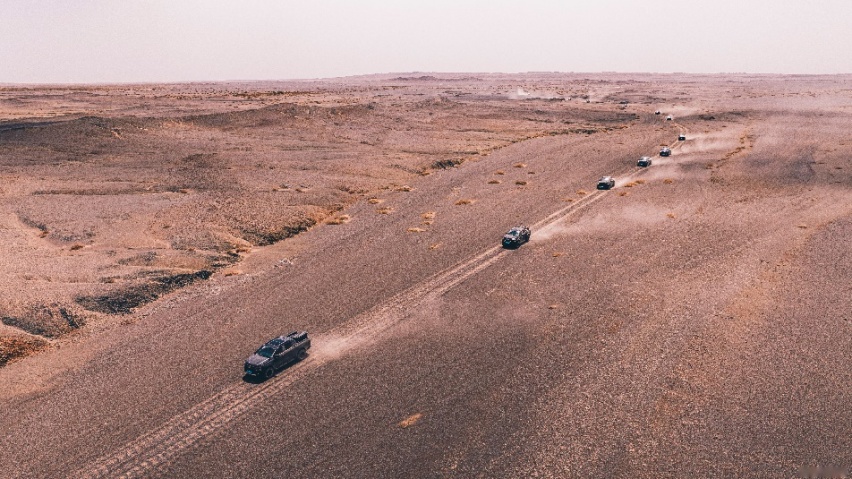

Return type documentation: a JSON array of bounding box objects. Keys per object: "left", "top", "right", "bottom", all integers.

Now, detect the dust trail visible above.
[{"left": 508, "top": 88, "right": 564, "bottom": 100}]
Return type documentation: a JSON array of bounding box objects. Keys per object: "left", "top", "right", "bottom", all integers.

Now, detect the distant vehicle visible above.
[
  {"left": 660, "top": 147, "right": 672, "bottom": 157},
  {"left": 666, "top": 115, "right": 673, "bottom": 121},
  {"left": 678, "top": 133, "right": 686, "bottom": 141},
  {"left": 502, "top": 226, "right": 531, "bottom": 248},
  {"left": 597, "top": 176, "right": 616, "bottom": 190},
  {"left": 654, "top": 110, "right": 661, "bottom": 115},
  {"left": 637, "top": 156, "right": 652, "bottom": 167},
  {"left": 619, "top": 100, "right": 629, "bottom": 105},
  {"left": 244, "top": 331, "right": 311, "bottom": 380}
]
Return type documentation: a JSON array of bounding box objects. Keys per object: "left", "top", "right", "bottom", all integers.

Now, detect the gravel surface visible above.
[{"left": 0, "top": 74, "right": 850, "bottom": 478}]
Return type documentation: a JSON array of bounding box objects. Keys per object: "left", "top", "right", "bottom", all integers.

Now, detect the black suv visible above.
[
  {"left": 637, "top": 156, "right": 652, "bottom": 167},
  {"left": 678, "top": 133, "right": 686, "bottom": 141},
  {"left": 244, "top": 331, "right": 311, "bottom": 380},
  {"left": 597, "top": 176, "right": 615, "bottom": 190},
  {"left": 502, "top": 226, "right": 531, "bottom": 248},
  {"left": 660, "top": 147, "right": 672, "bottom": 157}
]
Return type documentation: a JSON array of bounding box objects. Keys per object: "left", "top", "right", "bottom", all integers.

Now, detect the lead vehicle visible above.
[
  {"left": 244, "top": 331, "right": 311, "bottom": 380},
  {"left": 502, "top": 226, "right": 531, "bottom": 248},
  {"left": 660, "top": 147, "right": 672, "bottom": 157}
]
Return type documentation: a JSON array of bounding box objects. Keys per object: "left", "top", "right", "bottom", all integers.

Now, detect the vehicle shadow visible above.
[{"left": 241, "top": 356, "right": 307, "bottom": 384}]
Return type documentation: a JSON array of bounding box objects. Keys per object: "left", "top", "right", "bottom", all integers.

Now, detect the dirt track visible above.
[{"left": 0, "top": 74, "right": 850, "bottom": 478}]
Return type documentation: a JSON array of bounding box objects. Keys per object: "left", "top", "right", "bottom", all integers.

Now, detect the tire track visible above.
[{"left": 76, "top": 161, "right": 642, "bottom": 479}]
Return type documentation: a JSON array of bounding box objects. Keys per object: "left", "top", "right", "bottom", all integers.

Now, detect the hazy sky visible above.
[{"left": 2, "top": 0, "right": 850, "bottom": 83}]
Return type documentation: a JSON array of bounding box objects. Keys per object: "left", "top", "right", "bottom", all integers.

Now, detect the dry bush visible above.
[
  {"left": 528, "top": 171, "right": 535, "bottom": 175},
  {"left": 377, "top": 207, "right": 393, "bottom": 214},
  {"left": 618, "top": 191, "right": 629, "bottom": 196},
  {"left": 326, "top": 214, "right": 350, "bottom": 225},
  {"left": 515, "top": 180, "right": 528, "bottom": 186},
  {"left": 667, "top": 212, "right": 676, "bottom": 219},
  {"left": 548, "top": 304, "right": 560, "bottom": 310},
  {"left": 367, "top": 198, "right": 382, "bottom": 204},
  {"left": 455, "top": 199, "right": 475, "bottom": 205},
  {"left": 398, "top": 412, "right": 423, "bottom": 428},
  {"left": 513, "top": 163, "right": 527, "bottom": 168},
  {"left": 429, "top": 243, "right": 442, "bottom": 250},
  {"left": 487, "top": 179, "right": 501, "bottom": 184},
  {"left": 70, "top": 244, "right": 84, "bottom": 251},
  {"left": 552, "top": 252, "right": 564, "bottom": 257},
  {"left": 395, "top": 185, "right": 414, "bottom": 192},
  {"left": 663, "top": 178, "right": 674, "bottom": 184},
  {"left": 623, "top": 182, "right": 636, "bottom": 188},
  {"left": 635, "top": 179, "right": 646, "bottom": 185},
  {"left": 421, "top": 212, "right": 436, "bottom": 220},
  {"left": 495, "top": 170, "right": 505, "bottom": 175},
  {"left": 407, "top": 227, "right": 427, "bottom": 233},
  {"left": 797, "top": 224, "right": 808, "bottom": 229},
  {"left": 577, "top": 190, "right": 587, "bottom": 195}
]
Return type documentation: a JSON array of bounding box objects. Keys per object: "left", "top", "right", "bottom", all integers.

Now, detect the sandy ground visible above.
[{"left": 0, "top": 73, "right": 850, "bottom": 478}]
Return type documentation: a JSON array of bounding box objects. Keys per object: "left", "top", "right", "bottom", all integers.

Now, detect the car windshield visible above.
[
  {"left": 506, "top": 230, "right": 519, "bottom": 237},
  {"left": 256, "top": 346, "right": 276, "bottom": 358}
]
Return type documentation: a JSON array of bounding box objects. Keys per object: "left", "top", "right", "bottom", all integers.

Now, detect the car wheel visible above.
[
  {"left": 297, "top": 349, "right": 308, "bottom": 361},
  {"left": 263, "top": 368, "right": 274, "bottom": 380}
]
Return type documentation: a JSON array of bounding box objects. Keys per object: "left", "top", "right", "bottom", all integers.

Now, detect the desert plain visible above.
[{"left": 0, "top": 73, "right": 850, "bottom": 478}]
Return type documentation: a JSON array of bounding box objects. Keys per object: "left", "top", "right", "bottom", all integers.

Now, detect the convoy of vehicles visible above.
[{"left": 247, "top": 108, "right": 687, "bottom": 379}]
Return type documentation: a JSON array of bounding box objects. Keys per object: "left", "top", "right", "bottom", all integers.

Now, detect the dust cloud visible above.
[{"left": 533, "top": 203, "right": 671, "bottom": 242}]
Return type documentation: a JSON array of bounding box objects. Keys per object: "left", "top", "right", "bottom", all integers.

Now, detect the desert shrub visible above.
[
  {"left": 326, "top": 215, "right": 350, "bottom": 225},
  {"left": 431, "top": 158, "right": 463, "bottom": 169}
]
